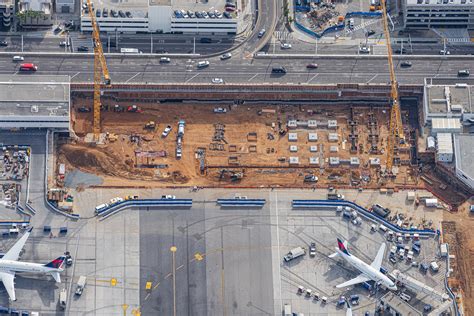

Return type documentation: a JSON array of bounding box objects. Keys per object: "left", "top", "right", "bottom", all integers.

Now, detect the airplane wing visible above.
[
  {"left": 336, "top": 274, "right": 370, "bottom": 288},
  {"left": 2, "top": 227, "right": 33, "bottom": 261},
  {"left": 370, "top": 242, "right": 386, "bottom": 271},
  {"left": 0, "top": 271, "right": 16, "bottom": 301}
]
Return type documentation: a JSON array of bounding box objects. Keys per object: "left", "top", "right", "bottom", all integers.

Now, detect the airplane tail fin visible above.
[
  {"left": 44, "top": 256, "right": 66, "bottom": 269},
  {"left": 337, "top": 238, "right": 350, "bottom": 256},
  {"left": 50, "top": 271, "right": 61, "bottom": 283}
]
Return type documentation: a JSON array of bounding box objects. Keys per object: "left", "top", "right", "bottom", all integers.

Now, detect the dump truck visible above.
[
  {"left": 144, "top": 121, "right": 156, "bottom": 130},
  {"left": 75, "top": 275, "right": 87, "bottom": 296}
]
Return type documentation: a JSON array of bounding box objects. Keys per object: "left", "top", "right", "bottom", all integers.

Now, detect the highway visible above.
[{"left": 0, "top": 55, "right": 472, "bottom": 85}]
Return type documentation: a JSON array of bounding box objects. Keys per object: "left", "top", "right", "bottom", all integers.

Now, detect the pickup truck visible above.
[
  {"left": 75, "top": 275, "right": 87, "bottom": 296},
  {"left": 327, "top": 192, "right": 344, "bottom": 200},
  {"left": 284, "top": 247, "right": 306, "bottom": 262}
]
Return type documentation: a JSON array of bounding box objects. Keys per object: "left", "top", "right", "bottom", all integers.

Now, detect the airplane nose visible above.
[{"left": 390, "top": 284, "right": 398, "bottom": 291}]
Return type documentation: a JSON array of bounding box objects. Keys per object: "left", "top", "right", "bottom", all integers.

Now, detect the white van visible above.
[
  {"left": 12, "top": 56, "right": 24, "bottom": 61},
  {"left": 379, "top": 224, "right": 388, "bottom": 232},
  {"left": 284, "top": 304, "right": 292, "bottom": 316},
  {"left": 95, "top": 203, "right": 109, "bottom": 213}
]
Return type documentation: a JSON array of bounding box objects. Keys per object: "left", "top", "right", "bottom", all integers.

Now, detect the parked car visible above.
[
  {"left": 211, "top": 78, "right": 224, "bottom": 84},
  {"left": 160, "top": 57, "right": 171, "bottom": 63},
  {"left": 223, "top": 11, "right": 232, "bottom": 18},
  {"left": 161, "top": 125, "right": 172, "bottom": 137},
  {"left": 213, "top": 107, "right": 227, "bottom": 113},
  {"left": 77, "top": 46, "right": 89, "bottom": 52},
  {"left": 96, "top": 8, "right": 101, "bottom": 17},
  {"left": 309, "top": 242, "right": 316, "bottom": 257},
  {"left": 0, "top": 41, "right": 8, "bottom": 47},
  {"left": 306, "top": 63, "right": 318, "bottom": 69},
  {"left": 458, "top": 69, "right": 470, "bottom": 77},
  {"left": 280, "top": 43, "right": 292, "bottom": 49},
  {"left": 12, "top": 56, "right": 24, "bottom": 61},
  {"left": 220, "top": 52, "right": 232, "bottom": 60}
]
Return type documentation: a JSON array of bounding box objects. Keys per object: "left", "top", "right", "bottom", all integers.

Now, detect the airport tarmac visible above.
[{"left": 0, "top": 187, "right": 448, "bottom": 315}]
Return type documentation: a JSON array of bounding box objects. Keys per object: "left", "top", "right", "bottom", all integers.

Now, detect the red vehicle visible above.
[{"left": 19, "top": 63, "right": 38, "bottom": 71}]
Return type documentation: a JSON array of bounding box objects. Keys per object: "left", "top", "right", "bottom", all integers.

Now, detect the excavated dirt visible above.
[{"left": 442, "top": 201, "right": 474, "bottom": 315}]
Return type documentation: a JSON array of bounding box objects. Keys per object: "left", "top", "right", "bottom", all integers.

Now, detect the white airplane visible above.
[
  {"left": 0, "top": 227, "right": 66, "bottom": 301},
  {"left": 329, "top": 238, "right": 397, "bottom": 291}
]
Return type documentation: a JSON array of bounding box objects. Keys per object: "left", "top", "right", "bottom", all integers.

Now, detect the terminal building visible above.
[
  {"left": 402, "top": 0, "right": 474, "bottom": 29},
  {"left": 80, "top": 0, "right": 239, "bottom": 34},
  {"left": 0, "top": 75, "right": 70, "bottom": 130}
]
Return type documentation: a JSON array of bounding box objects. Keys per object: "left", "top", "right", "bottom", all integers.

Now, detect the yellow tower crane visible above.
[
  {"left": 380, "top": 0, "right": 404, "bottom": 173},
  {"left": 86, "top": 0, "right": 111, "bottom": 139}
]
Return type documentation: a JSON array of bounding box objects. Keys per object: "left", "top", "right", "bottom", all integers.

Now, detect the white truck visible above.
[
  {"left": 284, "top": 247, "right": 306, "bottom": 262},
  {"left": 75, "top": 275, "right": 87, "bottom": 296},
  {"left": 59, "top": 288, "right": 67, "bottom": 310}
]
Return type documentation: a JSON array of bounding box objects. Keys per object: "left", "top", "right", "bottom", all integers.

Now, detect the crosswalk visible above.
[
  {"left": 274, "top": 31, "right": 293, "bottom": 41},
  {"left": 345, "top": 18, "right": 380, "bottom": 35}
]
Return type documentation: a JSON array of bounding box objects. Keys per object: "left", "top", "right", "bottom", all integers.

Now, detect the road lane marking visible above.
[
  {"left": 185, "top": 73, "right": 199, "bottom": 83},
  {"left": 176, "top": 264, "right": 184, "bottom": 271},
  {"left": 248, "top": 74, "right": 259, "bottom": 81},
  {"left": 307, "top": 74, "right": 319, "bottom": 83},
  {"left": 71, "top": 72, "right": 80, "bottom": 79},
  {"left": 366, "top": 74, "right": 378, "bottom": 83},
  {"left": 125, "top": 72, "right": 141, "bottom": 83}
]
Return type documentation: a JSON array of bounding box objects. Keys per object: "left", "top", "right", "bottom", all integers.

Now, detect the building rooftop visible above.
[
  {"left": 0, "top": 75, "right": 69, "bottom": 119},
  {"left": 424, "top": 79, "right": 474, "bottom": 124},
  {"left": 407, "top": 0, "right": 474, "bottom": 5},
  {"left": 149, "top": 0, "right": 171, "bottom": 6},
  {"left": 454, "top": 134, "right": 474, "bottom": 183},
  {"left": 437, "top": 133, "right": 453, "bottom": 154},
  {"left": 81, "top": 0, "right": 149, "bottom": 17},
  {"left": 381, "top": 292, "right": 422, "bottom": 316}
]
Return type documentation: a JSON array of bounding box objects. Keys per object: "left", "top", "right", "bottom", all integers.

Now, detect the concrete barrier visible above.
[
  {"left": 292, "top": 199, "right": 436, "bottom": 236},
  {"left": 217, "top": 198, "right": 266, "bottom": 207},
  {"left": 96, "top": 198, "right": 193, "bottom": 218}
]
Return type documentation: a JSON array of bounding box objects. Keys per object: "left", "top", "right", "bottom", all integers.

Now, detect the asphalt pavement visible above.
[{"left": 0, "top": 55, "right": 471, "bottom": 85}]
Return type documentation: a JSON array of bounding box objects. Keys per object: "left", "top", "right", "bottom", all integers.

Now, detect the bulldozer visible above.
[{"left": 144, "top": 121, "right": 156, "bottom": 130}]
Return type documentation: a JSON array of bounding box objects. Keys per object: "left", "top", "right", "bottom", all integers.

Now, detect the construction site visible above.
[{"left": 58, "top": 84, "right": 469, "bottom": 203}]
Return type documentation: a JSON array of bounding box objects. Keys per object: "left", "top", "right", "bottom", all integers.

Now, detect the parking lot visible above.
[{"left": 0, "top": 145, "right": 30, "bottom": 220}]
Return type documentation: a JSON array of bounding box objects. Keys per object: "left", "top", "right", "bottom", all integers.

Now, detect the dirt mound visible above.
[{"left": 59, "top": 144, "right": 154, "bottom": 180}]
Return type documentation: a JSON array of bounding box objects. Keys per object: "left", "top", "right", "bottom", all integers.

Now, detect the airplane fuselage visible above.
[
  {"left": 336, "top": 248, "right": 397, "bottom": 290},
  {"left": 0, "top": 260, "right": 62, "bottom": 274}
]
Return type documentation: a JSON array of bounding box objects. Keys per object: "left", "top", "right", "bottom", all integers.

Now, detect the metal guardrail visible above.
[
  {"left": 292, "top": 199, "right": 437, "bottom": 236},
  {"left": 0, "top": 220, "right": 30, "bottom": 226},
  {"left": 216, "top": 199, "right": 266, "bottom": 207},
  {"left": 96, "top": 198, "right": 193, "bottom": 219}
]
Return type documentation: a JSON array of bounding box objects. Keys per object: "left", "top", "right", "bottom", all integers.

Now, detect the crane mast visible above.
[
  {"left": 86, "top": 0, "right": 111, "bottom": 139},
  {"left": 381, "top": 0, "right": 404, "bottom": 173}
]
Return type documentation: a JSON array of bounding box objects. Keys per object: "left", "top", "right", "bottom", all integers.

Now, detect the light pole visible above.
[
  {"left": 151, "top": 34, "right": 153, "bottom": 53},
  {"left": 21, "top": 35, "right": 23, "bottom": 52}
]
